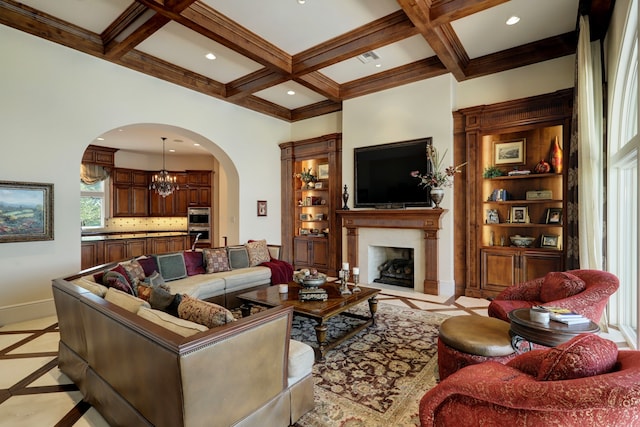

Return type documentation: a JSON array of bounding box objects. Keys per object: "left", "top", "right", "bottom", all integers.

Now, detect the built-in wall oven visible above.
[{"left": 188, "top": 207, "right": 211, "bottom": 245}]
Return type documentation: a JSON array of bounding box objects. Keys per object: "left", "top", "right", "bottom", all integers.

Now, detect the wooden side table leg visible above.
[
  {"left": 368, "top": 297, "right": 378, "bottom": 325},
  {"left": 315, "top": 320, "right": 328, "bottom": 360}
]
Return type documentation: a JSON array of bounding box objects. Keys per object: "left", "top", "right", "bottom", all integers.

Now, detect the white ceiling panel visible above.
[
  {"left": 136, "top": 21, "right": 264, "bottom": 83},
  {"left": 201, "top": 0, "right": 401, "bottom": 54},
  {"left": 253, "top": 81, "right": 327, "bottom": 110},
  {"left": 320, "top": 34, "right": 436, "bottom": 84},
  {"left": 17, "top": 0, "right": 133, "bottom": 34},
  {"left": 452, "top": 0, "right": 580, "bottom": 59}
]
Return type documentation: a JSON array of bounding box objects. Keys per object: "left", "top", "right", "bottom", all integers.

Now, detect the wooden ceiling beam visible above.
[
  {"left": 398, "top": 0, "right": 469, "bottom": 81},
  {"left": 225, "top": 69, "right": 289, "bottom": 100},
  {"left": 429, "top": 0, "right": 509, "bottom": 26},
  {"left": 291, "top": 100, "right": 343, "bottom": 122},
  {"left": 340, "top": 56, "right": 448, "bottom": 99},
  {"left": 464, "top": 32, "right": 577, "bottom": 79},
  {"left": 295, "top": 72, "right": 341, "bottom": 102},
  {"left": 101, "top": 3, "right": 149, "bottom": 46},
  {"left": 104, "top": 13, "right": 170, "bottom": 59},
  {"left": 292, "top": 10, "right": 418, "bottom": 75}
]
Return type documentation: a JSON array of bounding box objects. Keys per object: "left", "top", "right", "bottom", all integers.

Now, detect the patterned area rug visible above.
[{"left": 291, "top": 302, "right": 448, "bottom": 427}]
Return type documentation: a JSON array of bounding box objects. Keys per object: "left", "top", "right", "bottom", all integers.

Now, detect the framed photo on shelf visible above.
[
  {"left": 0, "top": 181, "right": 54, "bottom": 243},
  {"left": 545, "top": 208, "right": 563, "bottom": 224},
  {"left": 299, "top": 213, "right": 311, "bottom": 221},
  {"left": 540, "top": 234, "right": 560, "bottom": 249},
  {"left": 314, "top": 182, "right": 323, "bottom": 189},
  {"left": 314, "top": 213, "right": 324, "bottom": 221},
  {"left": 257, "top": 200, "right": 267, "bottom": 217},
  {"left": 318, "top": 163, "right": 329, "bottom": 180},
  {"left": 510, "top": 206, "right": 529, "bottom": 223},
  {"left": 493, "top": 139, "right": 526, "bottom": 165},
  {"left": 486, "top": 209, "right": 499, "bottom": 224}
]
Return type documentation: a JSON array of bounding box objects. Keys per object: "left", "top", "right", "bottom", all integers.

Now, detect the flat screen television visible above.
[{"left": 354, "top": 137, "right": 433, "bottom": 208}]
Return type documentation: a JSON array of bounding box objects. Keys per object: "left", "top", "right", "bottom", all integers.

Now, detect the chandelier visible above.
[{"left": 149, "top": 137, "right": 179, "bottom": 197}]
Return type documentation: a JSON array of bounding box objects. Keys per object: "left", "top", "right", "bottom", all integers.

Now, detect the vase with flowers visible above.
[
  {"left": 294, "top": 168, "right": 317, "bottom": 189},
  {"left": 410, "top": 145, "right": 466, "bottom": 208}
]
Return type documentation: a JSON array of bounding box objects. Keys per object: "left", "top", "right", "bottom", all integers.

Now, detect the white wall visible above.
[{"left": 0, "top": 25, "right": 289, "bottom": 322}]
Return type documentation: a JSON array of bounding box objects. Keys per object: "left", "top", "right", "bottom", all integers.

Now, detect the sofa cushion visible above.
[
  {"left": 178, "top": 294, "right": 235, "bottom": 328},
  {"left": 540, "top": 272, "right": 586, "bottom": 303},
  {"left": 104, "top": 287, "right": 150, "bottom": 313},
  {"left": 154, "top": 253, "right": 188, "bottom": 282},
  {"left": 203, "top": 248, "right": 231, "bottom": 273},
  {"left": 536, "top": 334, "right": 618, "bottom": 381},
  {"left": 120, "top": 259, "right": 146, "bottom": 286},
  {"left": 137, "top": 256, "right": 159, "bottom": 277},
  {"left": 137, "top": 283, "right": 152, "bottom": 302},
  {"left": 165, "top": 274, "right": 226, "bottom": 300},
  {"left": 102, "top": 270, "right": 134, "bottom": 295},
  {"left": 246, "top": 239, "right": 271, "bottom": 267},
  {"left": 72, "top": 277, "right": 108, "bottom": 297},
  {"left": 227, "top": 246, "right": 250, "bottom": 269},
  {"left": 214, "top": 266, "right": 271, "bottom": 292},
  {"left": 288, "top": 339, "right": 315, "bottom": 382},
  {"left": 137, "top": 306, "right": 208, "bottom": 337},
  {"left": 183, "top": 251, "right": 206, "bottom": 276}
]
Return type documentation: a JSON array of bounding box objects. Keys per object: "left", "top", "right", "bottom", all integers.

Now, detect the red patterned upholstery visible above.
[
  {"left": 421, "top": 335, "right": 640, "bottom": 426},
  {"left": 488, "top": 270, "right": 619, "bottom": 323}
]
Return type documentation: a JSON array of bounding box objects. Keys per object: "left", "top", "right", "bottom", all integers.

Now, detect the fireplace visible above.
[
  {"left": 371, "top": 246, "right": 414, "bottom": 288},
  {"left": 338, "top": 209, "right": 444, "bottom": 295}
]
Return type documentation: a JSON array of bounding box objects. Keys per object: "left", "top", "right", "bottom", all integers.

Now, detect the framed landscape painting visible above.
[
  {"left": 494, "top": 139, "right": 526, "bottom": 165},
  {"left": 0, "top": 181, "right": 54, "bottom": 243}
]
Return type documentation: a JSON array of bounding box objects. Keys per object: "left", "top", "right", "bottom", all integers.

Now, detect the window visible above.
[
  {"left": 608, "top": 0, "right": 639, "bottom": 349},
  {"left": 80, "top": 179, "right": 108, "bottom": 228}
]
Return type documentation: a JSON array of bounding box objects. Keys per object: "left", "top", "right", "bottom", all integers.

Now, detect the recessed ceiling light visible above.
[
  {"left": 297, "top": 0, "right": 305, "bottom": 4},
  {"left": 287, "top": 90, "right": 296, "bottom": 95},
  {"left": 194, "top": 143, "right": 200, "bottom": 147},
  {"left": 375, "top": 64, "right": 382, "bottom": 68},
  {"left": 205, "top": 52, "right": 216, "bottom": 60},
  {"left": 506, "top": 16, "right": 520, "bottom": 25},
  {"left": 96, "top": 137, "right": 104, "bottom": 141},
  {"left": 169, "top": 149, "right": 176, "bottom": 153}
]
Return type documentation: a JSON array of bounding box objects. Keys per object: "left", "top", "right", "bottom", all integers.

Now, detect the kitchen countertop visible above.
[{"left": 81, "top": 231, "right": 190, "bottom": 242}]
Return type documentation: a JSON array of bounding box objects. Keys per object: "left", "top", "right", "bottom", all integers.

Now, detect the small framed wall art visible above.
[
  {"left": 318, "top": 163, "right": 329, "bottom": 180},
  {"left": 545, "top": 208, "right": 563, "bottom": 224},
  {"left": 0, "top": 181, "right": 54, "bottom": 243},
  {"left": 257, "top": 200, "right": 267, "bottom": 217},
  {"left": 540, "top": 234, "right": 560, "bottom": 249},
  {"left": 493, "top": 139, "right": 526, "bottom": 166},
  {"left": 510, "top": 206, "right": 529, "bottom": 223}
]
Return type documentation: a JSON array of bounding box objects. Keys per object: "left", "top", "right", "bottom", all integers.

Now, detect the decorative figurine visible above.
[{"left": 342, "top": 185, "right": 350, "bottom": 210}]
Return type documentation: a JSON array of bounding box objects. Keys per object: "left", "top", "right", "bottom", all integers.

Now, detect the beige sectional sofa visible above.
[{"left": 52, "top": 242, "right": 314, "bottom": 426}]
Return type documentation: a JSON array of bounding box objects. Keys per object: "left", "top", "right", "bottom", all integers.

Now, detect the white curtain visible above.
[{"left": 577, "top": 15, "right": 604, "bottom": 270}]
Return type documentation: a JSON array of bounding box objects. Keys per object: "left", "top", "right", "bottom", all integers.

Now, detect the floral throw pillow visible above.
[
  {"left": 203, "top": 248, "right": 231, "bottom": 273},
  {"left": 246, "top": 239, "right": 271, "bottom": 267},
  {"left": 177, "top": 294, "right": 235, "bottom": 328},
  {"left": 540, "top": 272, "right": 586, "bottom": 303}
]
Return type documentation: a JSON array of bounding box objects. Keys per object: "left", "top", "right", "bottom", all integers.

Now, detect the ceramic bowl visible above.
[
  {"left": 294, "top": 271, "right": 327, "bottom": 288},
  {"left": 510, "top": 235, "right": 535, "bottom": 247}
]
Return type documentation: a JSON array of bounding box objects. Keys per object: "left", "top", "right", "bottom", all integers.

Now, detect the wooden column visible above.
[{"left": 337, "top": 209, "right": 446, "bottom": 295}]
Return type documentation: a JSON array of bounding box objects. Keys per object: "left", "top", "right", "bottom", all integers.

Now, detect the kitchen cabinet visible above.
[
  {"left": 148, "top": 172, "right": 188, "bottom": 216},
  {"left": 454, "top": 89, "right": 572, "bottom": 299},
  {"left": 104, "top": 239, "right": 146, "bottom": 263},
  {"left": 147, "top": 235, "right": 188, "bottom": 254},
  {"left": 112, "top": 168, "right": 149, "bottom": 217},
  {"left": 81, "top": 241, "right": 104, "bottom": 270},
  {"left": 186, "top": 170, "right": 212, "bottom": 207},
  {"left": 280, "top": 134, "right": 341, "bottom": 275},
  {"left": 82, "top": 145, "right": 117, "bottom": 167}
]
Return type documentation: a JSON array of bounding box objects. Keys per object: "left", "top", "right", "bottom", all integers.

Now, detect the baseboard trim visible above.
[{"left": 0, "top": 298, "right": 56, "bottom": 327}]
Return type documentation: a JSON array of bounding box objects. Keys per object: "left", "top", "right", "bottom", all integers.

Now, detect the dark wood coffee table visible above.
[
  {"left": 237, "top": 282, "right": 379, "bottom": 359},
  {"left": 508, "top": 308, "right": 600, "bottom": 351}
]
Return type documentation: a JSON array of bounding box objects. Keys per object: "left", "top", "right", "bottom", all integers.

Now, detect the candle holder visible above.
[
  {"left": 352, "top": 272, "right": 361, "bottom": 292},
  {"left": 340, "top": 269, "right": 352, "bottom": 295}
]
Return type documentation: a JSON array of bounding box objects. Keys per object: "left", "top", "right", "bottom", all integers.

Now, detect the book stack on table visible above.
[{"left": 535, "top": 306, "right": 591, "bottom": 325}]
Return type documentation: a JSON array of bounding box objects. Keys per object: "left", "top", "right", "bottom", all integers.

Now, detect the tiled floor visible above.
[{"left": 0, "top": 286, "right": 628, "bottom": 426}]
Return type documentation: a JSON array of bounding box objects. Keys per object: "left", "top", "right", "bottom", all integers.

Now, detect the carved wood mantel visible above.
[{"left": 337, "top": 209, "right": 446, "bottom": 295}]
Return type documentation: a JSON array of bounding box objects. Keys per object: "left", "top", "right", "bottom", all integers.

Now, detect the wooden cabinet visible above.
[
  {"left": 148, "top": 172, "right": 188, "bottom": 216},
  {"left": 104, "top": 238, "right": 147, "bottom": 263},
  {"left": 147, "top": 235, "right": 188, "bottom": 254},
  {"left": 280, "top": 134, "right": 341, "bottom": 275},
  {"left": 112, "top": 168, "right": 149, "bottom": 217},
  {"left": 186, "top": 170, "right": 212, "bottom": 207},
  {"left": 454, "top": 89, "right": 573, "bottom": 299},
  {"left": 81, "top": 241, "right": 104, "bottom": 270},
  {"left": 82, "top": 145, "right": 117, "bottom": 167}
]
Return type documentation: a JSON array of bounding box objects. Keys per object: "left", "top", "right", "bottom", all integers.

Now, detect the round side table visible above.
[{"left": 508, "top": 308, "right": 600, "bottom": 352}]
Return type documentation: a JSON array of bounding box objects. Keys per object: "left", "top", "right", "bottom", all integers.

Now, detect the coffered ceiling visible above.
[{"left": 1, "top": 0, "right": 613, "bottom": 127}]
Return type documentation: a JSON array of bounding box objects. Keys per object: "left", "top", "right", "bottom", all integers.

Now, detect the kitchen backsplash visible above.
[{"left": 100, "top": 217, "right": 188, "bottom": 233}]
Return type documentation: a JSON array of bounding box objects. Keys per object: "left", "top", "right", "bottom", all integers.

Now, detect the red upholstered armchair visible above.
[
  {"left": 488, "top": 269, "right": 619, "bottom": 323},
  {"left": 420, "top": 334, "right": 640, "bottom": 426}
]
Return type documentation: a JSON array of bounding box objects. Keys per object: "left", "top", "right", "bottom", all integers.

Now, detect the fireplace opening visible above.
[{"left": 372, "top": 247, "right": 414, "bottom": 288}]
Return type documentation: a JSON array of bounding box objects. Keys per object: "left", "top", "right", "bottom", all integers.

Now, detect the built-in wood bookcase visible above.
[
  {"left": 280, "top": 134, "right": 342, "bottom": 276},
  {"left": 454, "top": 89, "right": 573, "bottom": 299}
]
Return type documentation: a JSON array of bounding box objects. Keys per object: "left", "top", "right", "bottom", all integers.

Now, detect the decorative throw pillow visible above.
[
  {"left": 137, "top": 256, "right": 159, "bottom": 277},
  {"left": 120, "top": 259, "right": 146, "bottom": 285},
  {"left": 137, "top": 283, "right": 152, "bottom": 302},
  {"left": 183, "top": 251, "right": 206, "bottom": 276},
  {"left": 536, "top": 334, "right": 618, "bottom": 381},
  {"left": 178, "top": 294, "right": 235, "bottom": 328},
  {"left": 145, "top": 271, "right": 168, "bottom": 289},
  {"left": 246, "top": 239, "right": 271, "bottom": 267},
  {"left": 203, "top": 248, "right": 231, "bottom": 273},
  {"left": 540, "top": 272, "right": 586, "bottom": 303},
  {"left": 149, "top": 285, "right": 176, "bottom": 311},
  {"left": 506, "top": 349, "right": 548, "bottom": 377},
  {"left": 154, "top": 253, "right": 187, "bottom": 282},
  {"left": 102, "top": 270, "right": 134, "bottom": 295},
  {"left": 227, "top": 246, "right": 250, "bottom": 270}
]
